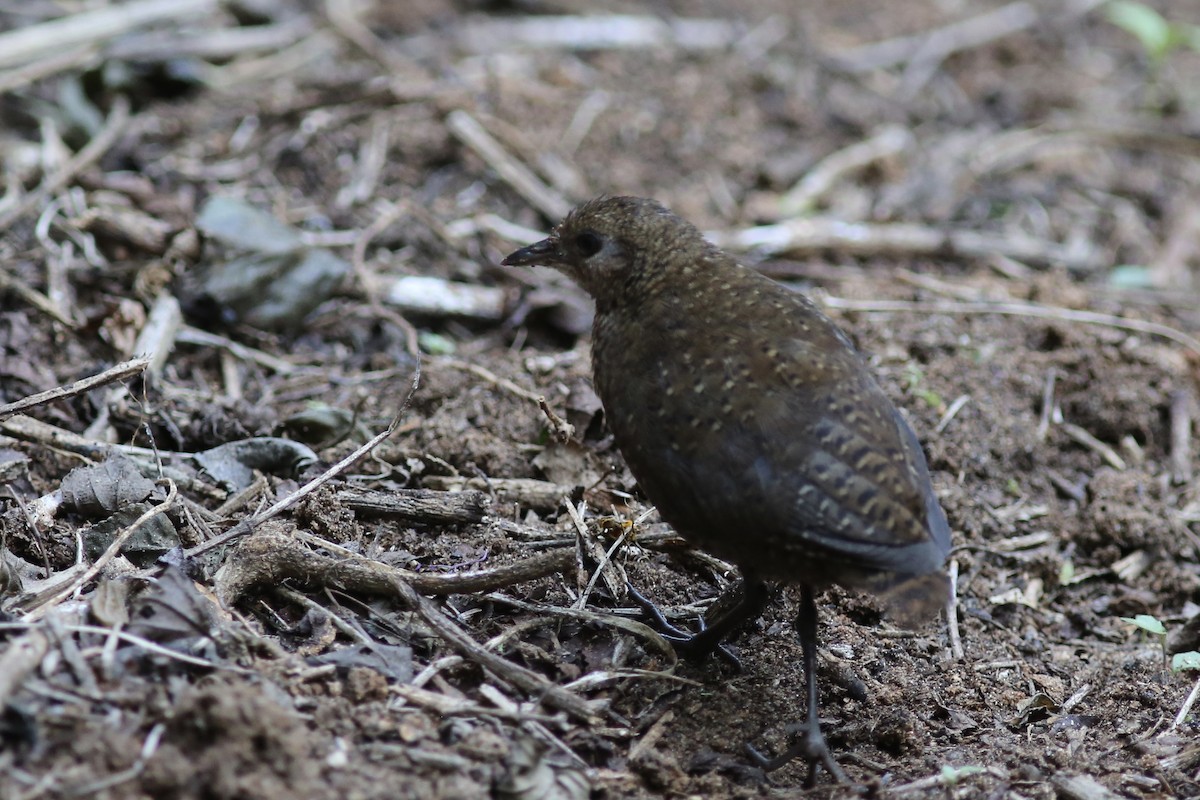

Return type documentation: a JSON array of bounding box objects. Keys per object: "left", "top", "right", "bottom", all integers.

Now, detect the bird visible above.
[{"left": 502, "top": 196, "right": 951, "bottom": 785}]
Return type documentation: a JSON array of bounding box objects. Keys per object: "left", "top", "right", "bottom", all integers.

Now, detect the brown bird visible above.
[{"left": 503, "top": 196, "right": 951, "bottom": 785}]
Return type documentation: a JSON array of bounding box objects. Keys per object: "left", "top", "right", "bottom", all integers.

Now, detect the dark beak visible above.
[{"left": 501, "top": 236, "right": 561, "bottom": 267}]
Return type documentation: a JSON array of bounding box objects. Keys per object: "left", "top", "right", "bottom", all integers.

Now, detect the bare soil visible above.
[{"left": 3, "top": 1, "right": 1200, "bottom": 798}]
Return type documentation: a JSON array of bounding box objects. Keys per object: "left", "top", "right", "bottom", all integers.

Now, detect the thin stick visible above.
[
  {"left": 1060, "top": 423, "right": 1126, "bottom": 471},
  {"left": 0, "top": 45, "right": 96, "bottom": 95},
  {"left": 946, "top": 558, "right": 964, "bottom": 661},
  {"left": 0, "top": 0, "right": 216, "bottom": 68},
  {"left": 447, "top": 109, "right": 571, "bottom": 220},
  {"left": 709, "top": 217, "right": 1104, "bottom": 272},
  {"left": 0, "top": 259, "right": 77, "bottom": 327},
  {"left": 828, "top": 0, "right": 1056, "bottom": 73},
  {"left": 0, "top": 358, "right": 148, "bottom": 421},
  {"left": 935, "top": 394, "right": 970, "bottom": 434},
  {"left": 438, "top": 358, "right": 543, "bottom": 402},
  {"left": 1169, "top": 390, "right": 1193, "bottom": 485},
  {"left": 348, "top": 200, "right": 421, "bottom": 357},
  {"left": 780, "top": 126, "right": 912, "bottom": 215},
  {"left": 1036, "top": 368, "right": 1058, "bottom": 442},
  {"left": 388, "top": 576, "right": 600, "bottom": 722},
  {"left": 21, "top": 481, "right": 179, "bottom": 620},
  {"left": 185, "top": 362, "right": 421, "bottom": 557},
  {"left": 176, "top": 326, "right": 301, "bottom": 374},
  {"left": 819, "top": 297, "right": 1200, "bottom": 355},
  {"left": 1172, "top": 675, "right": 1200, "bottom": 730},
  {"left": 0, "top": 95, "right": 132, "bottom": 230}
]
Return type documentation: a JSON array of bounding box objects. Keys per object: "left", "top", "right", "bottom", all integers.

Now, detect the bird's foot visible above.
[
  {"left": 745, "top": 721, "right": 854, "bottom": 789},
  {"left": 626, "top": 584, "right": 744, "bottom": 668}
]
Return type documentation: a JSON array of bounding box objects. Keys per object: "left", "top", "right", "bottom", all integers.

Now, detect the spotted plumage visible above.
[{"left": 503, "top": 196, "right": 952, "bottom": 784}]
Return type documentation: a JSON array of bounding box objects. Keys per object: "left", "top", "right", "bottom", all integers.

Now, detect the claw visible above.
[{"left": 626, "top": 579, "right": 769, "bottom": 669}]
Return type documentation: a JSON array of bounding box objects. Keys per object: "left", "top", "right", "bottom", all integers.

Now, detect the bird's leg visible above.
[
  {"left": 746, "top": 584, "right": 851, "bottom": 787},
  {"left": 627, "top": 578, "right": 769, "bottom": 669}
]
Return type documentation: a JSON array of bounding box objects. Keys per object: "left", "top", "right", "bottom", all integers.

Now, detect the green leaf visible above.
[
  {"left": 1120, "top": 614, "right": 1166, "bottom": 635},
  {"left": 1058, "top": 560, "right": 1075, "bottom": 586},
  {"left": 418, "top": 331, "right": 456, "bottom": 355},
  {"left": 1172, "top": 651, "right": 1200, "bottom": 672},
  {"left": 940, "top": 765, "right": 985, "bottom": 786},
  {"left": 1108, "top": 264, "right": 1154, "bottom": 289},
  {"left": 1106, "top": 1, "right": 1173, "bottom": 61}
]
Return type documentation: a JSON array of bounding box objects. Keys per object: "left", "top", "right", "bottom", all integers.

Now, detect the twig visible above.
[
  {"left": 176, "top": 325, "right": 302, "bottom": 374},
  {"left": 1172, "top": 675, "right": 1200, "bottom": 731},
  {"left": 828, "top": 0, "right": 1045, "bottom": 73},
  {"left": 186, "top": 362, "right": 421, "bottom": 557},
  {"left": 348, "top": 200, "right": 420, "bottom": 357},
  {"left": 817, "top": 297, "right": 1200, "bottom": 355},
  {"left": 381, "top": 275, "right": 509, "bottom": 320},
  {"left": 487, "top": 591, "right": 673, "bottom": 661},
  {"left": 445, "top": 213, "right": 546, "bottom": 245},
  {"left": 708, "top": 217, "right": 1103, "bottom": 272},
  {"left": 450, "top": 14, "right": 739, "bottom": 52},
  {"left": 107, "top": 18, "right": 312, "bottom": 63},
  {"left": 0, "top": 413, "right": 160, "bottom": 462},
  {"left": 63, "top": 622, "right": 236, "bottom": 671},
  {"left": 538, "top": 396, "right": 575, "bottom": 443},
  {"left": 0, "top": 269, "right": 76, "bottom": 327},
  {"left": 0, "top": 357, "right": 149, "bottom": 421},
  {"left": 0, "top": 95, "right": 132, "bottom": 230},
  {"left": 425, "top": 476, "right": 577, "bottom": 511},
  {"left": 438, "top": 358, "right": 543, "bottom": 402},
  {"left": 130, "top": 293, "right": 181, "bottom": 378},
  {"left": 337, "top": 487, "right": 489, "bottom": 525},
  {"left": 947, "top": 558, "right": 964, "bottom": 661},
  {"left": 779, "top": 125, "right": 912, "bottom": 215},
  {"left": 325, "top": 0, "right": 412, "bottom": 75},
  {"left": 1060, "top": 423, "right": 1126, "bottom": 471},
  {"left": 935, "top": 394, "right": 970, "bottom": 434},
  {"left": 447, "top": 109, "right": 571, "bottom": 220},
  {"left": 21, "top": 481, "right": 179, "bottom": 620},
  {"left": 970, "top": 124, "right": 1200, "bottom": 178},
  {"left": 388, "top": 575, "right": 601, "bottom": 722},
  {"left": 573, "top": 514, "right": 628, "bottom": 611},
  {"left": 1170, "top": 390, "right": 1194, "bottom": 485},
  {"left": 214, "top": 527, "right": 577, "bottom": 604},
  {"left": 0, "top": 45, "right": 96, "bottom": 95},
  {"left": 0, "top": 0, "right": 217, "bottom": 68},
  {"left": 1036, "top": 368, "right": 1059, "bottom": 442},
  {"left": 561, "top": 90, "right": 611, "bottom": 155},
  {"left": 275, "top": 587, "right": 369, "bottom": 645},
  {"left": 392, "top": 682, "right": 559, "bottom": 725}
]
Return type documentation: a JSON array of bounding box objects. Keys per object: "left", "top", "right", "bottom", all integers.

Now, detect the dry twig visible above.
[
  {"left": 187, "top": 362, "right": 420, "bottom": 557},
  {"left": 0, "top": 95, "right": 132, "bottom": 230},
  {"left": 0, "top": 0, "right": 216, "bottom": 68},
  {"left": 447, "top": 110, "right": 571, "bottom": 220},
  {"left": 21, "top": 481, "right": 179, "bottom": 620},
  {"left": 1170, "top": 390, "right": 1194, "bottom": 485},
  {"left": 709, "top": 217, "right": 1103, "bottom": 272},
  {"left": 215, "top": 527, "right": 577, "bottom": 603},
  {"left": 819, "top": 297, "right": 1200, "bottom": 355},
  {"left": 0, "top": 358, "right": 149, "bottom": 422}
]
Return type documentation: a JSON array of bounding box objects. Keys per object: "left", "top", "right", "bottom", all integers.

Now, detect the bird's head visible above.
[{"left": 502, "top": 196, "right": 712, "bottom": 304}]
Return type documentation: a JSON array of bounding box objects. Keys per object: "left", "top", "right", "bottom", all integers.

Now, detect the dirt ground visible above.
[{"left": 3, "top": 1, "right": 1200, "bottom": 798}]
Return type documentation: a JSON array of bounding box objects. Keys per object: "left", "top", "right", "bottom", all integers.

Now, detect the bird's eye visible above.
[{"left": 574, "top": 231, "right": 603, "bottom": 257}]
